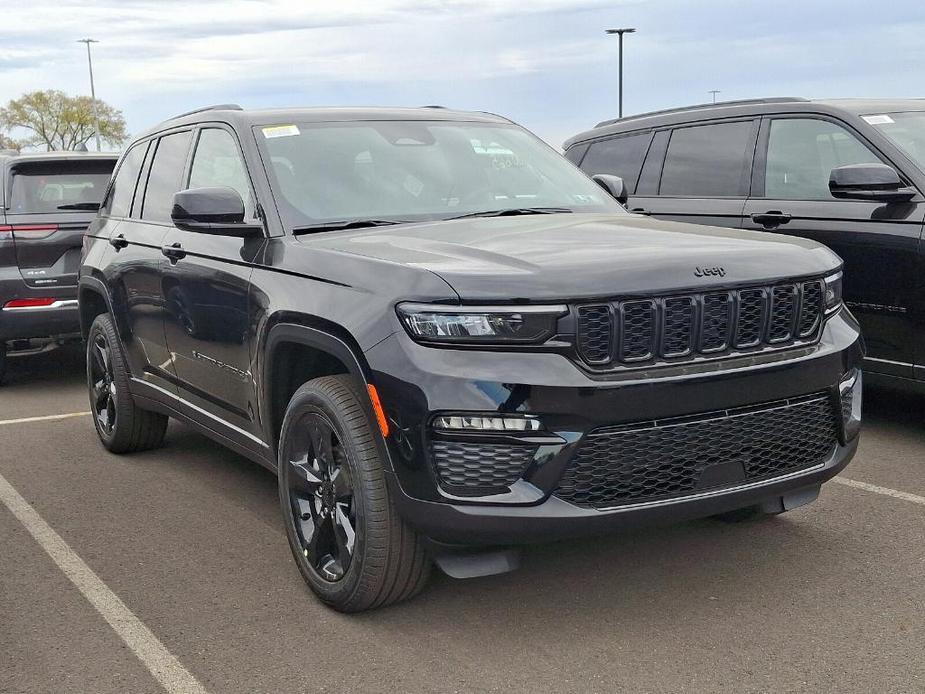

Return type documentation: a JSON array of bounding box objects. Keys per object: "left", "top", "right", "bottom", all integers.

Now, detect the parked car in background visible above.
[
  {"left": 0, "top": 151, "right": 117, "bottom": 382},
  {"left": 565, "top": 97, "right": 925, "bottom": 391},
  {"left": 80, "top": 105, "right": 862, "bottom": 612}
]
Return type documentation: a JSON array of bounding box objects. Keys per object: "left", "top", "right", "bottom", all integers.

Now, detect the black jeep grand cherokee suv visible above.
[
  {"left": 1, "top": 151, "right": 116, "bottom": 381},
  {"left": 79, "top": 105, "right": 863, "bottom": 611}
]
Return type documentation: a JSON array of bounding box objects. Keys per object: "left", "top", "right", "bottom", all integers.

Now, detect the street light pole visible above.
[
  {"left": 77, "top": 38, "right": 101, "bottom": 152},
  {"left": 709, "top": 89, "right": 721, "bottom": 104},
  {"left": 605, "top": 28, "right": 636, "bottom": 118}
]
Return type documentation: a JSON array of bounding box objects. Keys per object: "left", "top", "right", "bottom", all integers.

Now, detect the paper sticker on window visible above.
[
  {"left": 862, "top": 115, "right": 894, "bottom": 125},
  {"left": 262, "top": 125, "right": 300, "bottom": 139}
]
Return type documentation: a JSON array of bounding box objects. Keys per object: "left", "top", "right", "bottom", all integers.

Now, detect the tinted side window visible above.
[
  {"left": 106, "top": 142, "right": 147, "bottom": 218},
  {"left": 659, "top": 122, "right": 752, "bottom": 197},
  {"left": 141, "top": 131, "right": 193, "bottom": 223},
  {"left": 580, "top": 132, "right": 652, "bottom": 193},
  {"left": 764, "top": 118, "right": 881, "bottom": 200},
  {"left": 563, "top": 143, "right": 588, "bottom": 165},
  {"left": 188, "top": 129, "right": 252, "bottom": 215}
]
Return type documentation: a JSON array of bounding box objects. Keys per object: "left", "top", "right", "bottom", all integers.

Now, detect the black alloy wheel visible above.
[
  {"left": 285, "top": 412, "right": 357, "bottom": 581},
  {"left": 89, "top": 332, "right": 117, "bottom": 435}
]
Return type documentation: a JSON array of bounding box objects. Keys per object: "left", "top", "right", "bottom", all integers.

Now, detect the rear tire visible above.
[
  {"left": 87, "top": 314, "right": 168, "bottom": 453},
  {"left": 278, "top": 375, "right": 430, "bottom": 612}
]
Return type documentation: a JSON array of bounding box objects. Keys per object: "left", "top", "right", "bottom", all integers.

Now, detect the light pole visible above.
[
  {"left": 77, "top": 38, "right": 101, "bottom": 152},
  {"left": 605, "top": 28, "right": 635, "bottom": 118},
  {"left": 709, "top": 89, "right": 721, "bottom": 104}
]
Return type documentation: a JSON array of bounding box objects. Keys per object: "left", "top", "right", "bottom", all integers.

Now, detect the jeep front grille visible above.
[
  {"left": 555, "top": 392, "right": 838, "bottom": 509},
  {"left": 575, "top": 280, "right": 825, "bottom": 368}
]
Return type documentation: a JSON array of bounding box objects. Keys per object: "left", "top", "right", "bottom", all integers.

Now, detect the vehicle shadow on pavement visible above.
[{"left": 1, "top": 342, "right": 86, "bottom": 389}]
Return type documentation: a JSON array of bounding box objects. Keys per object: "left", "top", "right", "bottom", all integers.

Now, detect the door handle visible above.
[
  {"left": 750, "top": 211, "right": 792, "bottom": 227},
  {"left": 161, "top": 242, "right": 186, "bottom": 262},
  {"left": 630, "top": 207, "right": 650, "bottom": 215},
  {"left": 109, "top": 234, "right": 128, "bottom": 250}
]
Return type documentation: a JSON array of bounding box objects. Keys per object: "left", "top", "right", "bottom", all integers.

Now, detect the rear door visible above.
[
  {"left": 107, "top": 130, "right": 193, "bottom": 393},
  {"left": 629, "top": 119, "right": 758, "bottom": 228},
  {"left": 743, "top": 115, "right": 925, "bottom": 374},
  {"left": 6, "top": 157, "right": 115, "bottom": 290}
]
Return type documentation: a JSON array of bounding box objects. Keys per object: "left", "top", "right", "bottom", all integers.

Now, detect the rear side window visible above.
[
  {"left": 763, "top": 118, "right": 882, "bottom": 200},
  {"left": 106, "top": 142, "right": 148, "bottom": 218},
  {"left": 141, "top": 131, "right": 193, "bottom": 223},
  {"left": 659, "top": 122, "right": 753, "bottom": 197},
  {"left": 7, "top": 159, "right": 115, "bottom": 214},
  {"left": 580, "top": 132, "right": 652, "bottom": 193}
]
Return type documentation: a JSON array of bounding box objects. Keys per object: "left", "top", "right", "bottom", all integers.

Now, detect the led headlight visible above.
[
  {"left": 397, "top": 303, "right": 567, "bottom": 344},
  {"left": 824, "top": 271, "right": 843, "bottom": 314}
]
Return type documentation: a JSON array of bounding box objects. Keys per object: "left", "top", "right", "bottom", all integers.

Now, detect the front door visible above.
[
  {"left": 160, "top": 127, "right": 265, "bottom": 443},
  {"left": 743, "top": 116, "right": 925, "bottom": 375}
]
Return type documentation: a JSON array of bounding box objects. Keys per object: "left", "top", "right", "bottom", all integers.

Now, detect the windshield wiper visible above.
[
  {"left": 57, "top": 202, "right": 101, "bottom": 210},
  {"left": 447, "top": 207, "right": 574, "bottom": 220},
  {"left": 292, "top": 219, "right": 410, "bottom": 235}
]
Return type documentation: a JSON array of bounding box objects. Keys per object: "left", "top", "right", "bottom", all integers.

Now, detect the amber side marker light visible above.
[{"left": 366, "top": 383, "right": 390, "bottom": 438}]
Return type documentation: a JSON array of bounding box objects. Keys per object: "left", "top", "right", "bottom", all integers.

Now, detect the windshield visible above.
[
  {"left": 7, "top": 160, "right": 114, "bottom": 214},
  {"left": 863, "top": 111, "right": 925, "bottom": 173},
  {"left": 255, "top": 120, "right": 621, "bottom": 228}
]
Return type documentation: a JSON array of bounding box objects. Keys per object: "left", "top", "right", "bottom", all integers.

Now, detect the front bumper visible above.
[{"left": 366, "top": 309, "right": 864, "bottom": 546}]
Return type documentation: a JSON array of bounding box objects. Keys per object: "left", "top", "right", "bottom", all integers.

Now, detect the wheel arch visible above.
[
  {"left": 78, "top": 276, "right": 115, "bottom": 340},
  {"left": 260, "top": 320, "right": 391, "bottom": 469}
]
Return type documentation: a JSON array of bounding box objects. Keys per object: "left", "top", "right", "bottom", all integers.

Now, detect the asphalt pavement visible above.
[{"left": 1, "top": 345, "right": 922, "bottom": 694}]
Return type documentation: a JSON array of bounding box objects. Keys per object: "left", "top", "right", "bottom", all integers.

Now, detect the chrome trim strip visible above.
[{"left": 2, "top": 299, "right": 78, "bottom": 312}]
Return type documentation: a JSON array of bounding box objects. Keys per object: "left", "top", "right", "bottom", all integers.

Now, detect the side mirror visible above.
[
  {"left": 829, "top": 163, "right": 916, "bottom": 202},
  {"left": 171, "top": 187, "right": 263, "bottom": 237},
  {"left": 592, "top": 174, "right": 628, "bottom": 206}
]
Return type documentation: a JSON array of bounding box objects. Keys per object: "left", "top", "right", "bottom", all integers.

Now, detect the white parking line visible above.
[
  {"left": 0, "top": 411, "right": 91, "bottom": 426},
  {"left": 0, "top": 472, "right": 210, "bottom": 694},
  {"left": 834, "top": 476, "right": 925, "bottom": 506}
]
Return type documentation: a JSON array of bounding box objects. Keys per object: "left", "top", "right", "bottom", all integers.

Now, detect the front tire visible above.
[
  {"left": 87, "top": 314, "right": 168, "bottom": 453},
  {"left": 278, "top": 375, "right": 430, "bottom": 612}
]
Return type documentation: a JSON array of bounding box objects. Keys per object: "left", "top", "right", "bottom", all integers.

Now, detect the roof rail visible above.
[
  {"left": 168, "top": 103, "right": 244, "bottom": 121},
  {"left": 594, "top": 97, "right": 809, "bottom": 128}
]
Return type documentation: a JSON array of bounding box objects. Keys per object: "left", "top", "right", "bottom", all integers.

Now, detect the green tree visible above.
[
  {"left": 0, "top": 89, "right": 127, "bottom": 151},
  {"left": 0, "top": 133, "right": 19, "bottom": 151}
]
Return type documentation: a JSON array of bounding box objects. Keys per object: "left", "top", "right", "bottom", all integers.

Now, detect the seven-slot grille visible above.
[
  {"left": 576, "top": 280, "right": 825, "bottom": 368},
  {"left": 555, "top": 392, "right": 839, "bottom": 509}
]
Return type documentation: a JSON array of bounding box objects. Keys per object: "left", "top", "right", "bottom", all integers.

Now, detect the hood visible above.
[{"left": 306, "top": 213, "right": 842, "bottom": 301}]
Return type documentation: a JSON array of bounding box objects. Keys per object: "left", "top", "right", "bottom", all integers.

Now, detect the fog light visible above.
[
  {"left": 432, "top": 414, "right": 542, "bottom": 432},
  {"left": 839, "top": 369, "right": 863, "bottom": 442}
]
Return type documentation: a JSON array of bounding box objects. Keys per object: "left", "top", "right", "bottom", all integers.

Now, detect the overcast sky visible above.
[{"left": 2, "top": 0, "right": 925, "bottom": 149}]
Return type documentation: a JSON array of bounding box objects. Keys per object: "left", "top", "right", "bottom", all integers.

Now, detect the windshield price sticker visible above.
[
  {"left": 262, "top": 125, "right": 301, "bottom": 138},
  {"left": 862, "top": 114, "right": 895, "bottom": 125}
]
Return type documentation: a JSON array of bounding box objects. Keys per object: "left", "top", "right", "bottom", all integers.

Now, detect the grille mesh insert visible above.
[
  {"left": 431, "top": 440, "right": 535, "bottom": 496},
  {"left": 555, "top": 394, "right": 838, "bottom": 508},
  {"left": 574, "top": 280, "right": 823, "bottom": 368},
  {"left": 577, "top": 305, "right": 612, "bottom": 364}
]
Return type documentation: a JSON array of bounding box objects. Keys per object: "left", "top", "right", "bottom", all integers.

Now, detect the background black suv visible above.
[
  {"left": 565, "top": 97, "right": 925, "bottom": 391},
  {"left": 80, "top": 105, "right": 863, "bottom": 611},
  {"left": 0, "top": 151, "right": 117, "bottom": 381}
]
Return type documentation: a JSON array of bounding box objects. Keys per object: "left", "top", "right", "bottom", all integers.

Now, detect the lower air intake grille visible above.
[
  {"left": 431, "top": 440, "right": 535, "bottom": 496},
  {"left": 555, "top": 393, "right": 838, "bottom": 509}
]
